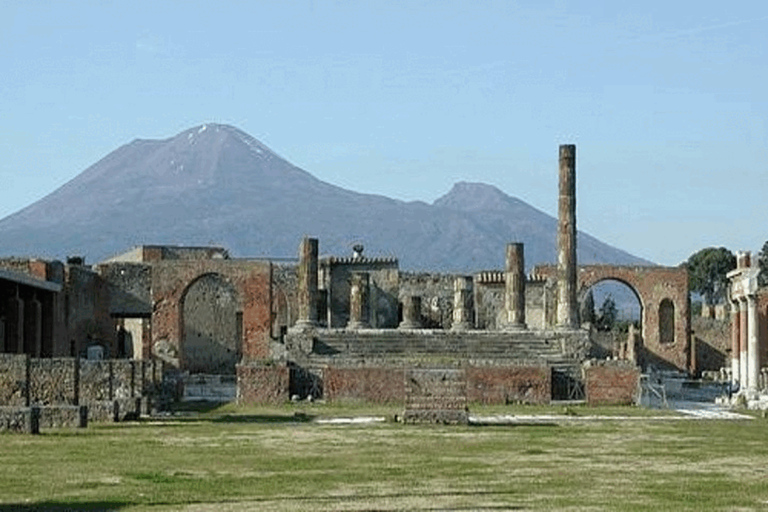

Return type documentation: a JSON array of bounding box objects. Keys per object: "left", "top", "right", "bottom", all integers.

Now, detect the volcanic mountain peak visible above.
[{"left": 434, "top": 181, "right": 528, "bottom": 212}]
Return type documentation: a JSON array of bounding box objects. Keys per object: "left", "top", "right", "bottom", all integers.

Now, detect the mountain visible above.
[{"left": 0, "top": 124, "right": 650, "bottom": 271}]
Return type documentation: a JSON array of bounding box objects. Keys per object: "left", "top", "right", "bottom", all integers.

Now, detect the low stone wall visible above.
[
  {"left": 0, "top": 357, "right": 163, "bottom": 421},
  {"left": 584, "top": 361, "right": 640, "bottom": 406},
  {"left": 236, "top": 364, "right": 290, "bottom": 404},
  {"left": 0, "top": 406, "right": 38, "bottom": 433},
  {"left": 324, "top": 366, "right": 406, "bottom": 404},
  {"left": 38, "top": 405, "right": 87, "bottom": 429},
  {"left": 0, "top": 354, "right": 29, "bottom": 406},
  {"left": 403, "top": 368, "right": 468, "bottom": 424},
  {"left": 466, "top": 365, "right": 551, "bottom": 404},
  {"left": 30, "top": 358, "right": 78, "bottom": 406}
]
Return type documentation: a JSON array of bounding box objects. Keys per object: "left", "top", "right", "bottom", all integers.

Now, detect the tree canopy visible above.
[
  {"left": 685, "top": 247, "right": 736, "bottom": 306},
  {"left": 758, "top": 241, "right": 768, "bottom": 287}
]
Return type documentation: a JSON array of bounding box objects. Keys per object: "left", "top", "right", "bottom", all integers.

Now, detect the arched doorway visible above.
[
  {"left": 579, "top": 278, "right": 643, "bottom": 359},
  {"left": 181, "top": 274, "right": 242, "bottom": 374}
]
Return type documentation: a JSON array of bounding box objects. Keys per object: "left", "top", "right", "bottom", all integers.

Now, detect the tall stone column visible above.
[
  {"left": 557, "top": 144, "right": 578, "bottom": 328},
  {"left": 399, "top": 296, "right": 422, "bottom": 329},
  {"left": 504, "top": 243, "right": 526, "bottom": 329},
  {"left": 739, "top": 297, "right": 749, "bottom": 389},
  {"left": 348, "top": 272, "right": 370, "bottom": 329},
  {"left": 296, "top": 237, "right": 319, "bottom": 328},
  {"left": 730, "top": 301, "right": 741, "bottom": 385},
  {"left": 451, "top": 276, "right": 474, "bottom": 331},
  {"left": 747, "top": 295, "right": 759, "bottom": 391}
]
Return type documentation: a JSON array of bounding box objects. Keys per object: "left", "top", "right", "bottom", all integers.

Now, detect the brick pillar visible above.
[
  {"left": 730, "top": 301, "right": 741, "bottom": 385},
  {"left": 24, "top": 296, "right": 42, "bottom": 357},
  {"left": 399, "top": 296, "right": 422, "bottom": 329},
  {"left": 557, "top": 144, "right": 578, "bottom": 328},
  {"left": 6, "top": 291, "right": 25, "bottom": 354},
  {"left": 296, "top": 237, "right": 319, "bottom": 328},
  {"left": 747, "top": 295, "right": 759, "bottom": 391},
  {"left": 739, "top": 297, "right": 749, "bottom": 389},
  {"left": 451, "top": 276, "right": 473, "bottom": 331},
  {"left": 348, "top": 272, "right": 370, "bottom": 329},
  {"left": 504, "top": 243, "right": 526, "bottom": 329}
]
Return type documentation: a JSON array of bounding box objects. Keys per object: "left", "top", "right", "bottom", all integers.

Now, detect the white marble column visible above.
[
  {"left": 730, "top": 300, "right": 741, "bottom": 385},
  {"left": 747, "top": 295, "right": 759, "bottom": 391},
  {"left": 739, "top": 297, "right": 749, "bottom": 389}
]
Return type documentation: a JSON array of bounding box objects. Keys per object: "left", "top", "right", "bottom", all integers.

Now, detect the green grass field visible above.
[{"left": 1, "top": 402, "right": 766, "bottom": 511}]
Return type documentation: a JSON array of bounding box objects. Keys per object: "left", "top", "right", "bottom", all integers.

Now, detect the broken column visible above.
[
  {"left": 399, "top": 296, "right": 422, "bottom": 329},
  {"left": 451, "top": 276, "right": 473, "bottom": 331},
  {"left": 348, "top": 272, "right": 370, "bottom": 329},
  {"left": 557, "top": 144, "right": 578, "bottom": 328},
  {"left": 730, "top": 299, "right": 741, "bottom": 385},
  {"left": 296, "top": 236, "right": 319, "bottom": 328},
  {"left": 504, "top": 242, "right": 526, "bottom": 329}
]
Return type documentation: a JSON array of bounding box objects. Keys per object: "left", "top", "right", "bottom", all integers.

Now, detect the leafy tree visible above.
[
  {"left": 596, "top": 295, "right": 617, "bottom": 331},
  {"left": 686, "top": 247, "right": 736, "bottom": 306},
  {"left": 580, "top": 289, "right": 596, "bottom": 325},
  {"left": 759, "top": 241, "right": 768, "bottom": 287}
]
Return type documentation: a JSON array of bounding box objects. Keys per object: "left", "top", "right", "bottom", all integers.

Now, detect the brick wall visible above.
[
  {"left": 236, "top": 364, "right": 289, "bottom": 404},
  {"left": 466, "top": 365, "right": 551, "bottom": 404},
  {"left": 584, "top": 362, "right": 640, "bottom": 405},
  {"left": 323, "top": 366, "right": 405, "bottom": 403}
]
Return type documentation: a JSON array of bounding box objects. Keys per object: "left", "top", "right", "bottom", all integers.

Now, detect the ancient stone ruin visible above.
[{"left": 4, "top": 144, "right": 762, "bottom": 429}]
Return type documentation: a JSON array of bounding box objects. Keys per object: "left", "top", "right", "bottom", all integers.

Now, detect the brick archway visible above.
[{"left": 534, "top": 265, "right": 691, "bottom": 372}]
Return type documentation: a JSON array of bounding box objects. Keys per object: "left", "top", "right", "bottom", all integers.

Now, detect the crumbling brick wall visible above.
[
  {"left": 584, "top": 361, "right": 640, "bottom": 405},
  {"left": 466, "top": 365, "right": 551, "bottom": 404},
  {"left": 236, "top": 364, "right": 289, "bottom": 404}
]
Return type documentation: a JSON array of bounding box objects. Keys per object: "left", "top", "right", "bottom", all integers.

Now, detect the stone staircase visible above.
[{"left": 300, "top": 329, "right": 583, "bottom": 368}]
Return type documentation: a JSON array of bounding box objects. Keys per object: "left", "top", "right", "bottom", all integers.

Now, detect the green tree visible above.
[
  {"left": 685, "top": 247, "right": 736, "bottom": 306},
  {"left": 758, "top": 241, "right": 768, "bottom": 287},
  {"left": 580, "top": 289, "right": 596, "bottom": 325},
  {"left": 596, "top": 295, "right": 617, "bottom": 331}
]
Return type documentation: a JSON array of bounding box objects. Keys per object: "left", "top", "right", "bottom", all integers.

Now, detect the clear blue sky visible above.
[{"left": 2, "top": 1, "right": 766, "bottom": 266}]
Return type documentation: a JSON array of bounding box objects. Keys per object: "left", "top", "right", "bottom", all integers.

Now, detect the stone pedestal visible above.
[{"left": 399, "top": 296, "right": 422, "bottom": 329}]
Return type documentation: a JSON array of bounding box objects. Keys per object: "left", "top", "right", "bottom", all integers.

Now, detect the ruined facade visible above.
[{"left": 727, "top": 251, "right": 768, "bottom": 394}]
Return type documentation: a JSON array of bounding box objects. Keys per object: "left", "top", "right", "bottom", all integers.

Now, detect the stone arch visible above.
[
  {"left": 180, "top": 273, "right": 242, "bottom": 374},
  {"left": 532, "top": 264, "right": 691, "bottom": 372},
  {"left": 578, "top": 277, "right": 643, "bottom": 328},
  {"left": 659, "top": 298, "right": 675, "bottom": 344}
]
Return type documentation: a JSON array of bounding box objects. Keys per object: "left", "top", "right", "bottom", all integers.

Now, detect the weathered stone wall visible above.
[
  {"left": 323, "top": 258, "right": 399, "bottom": 329},
  {"left": 0, "top": 406, "right": 38, "bottom": 433},
  {"left": 65, "top": 265, "right": 116, "bottom": 358},
  {"left": 404, "top": 368, "right": 468, "bottom": 424},
  {"left": 399, "top": 273, "right": 454, "bottom": 329},
  {"left": 0, "top": 357, "right": 162, "bottom": 421},
  {"left": 466, "top": 365, "right": 550, "bottom": 404},
  {"left": 691, "top": 317, "right": 730, "bottom": 375},
  {"left": 236, "top": 364, "right": 289, "bottom": 404},
  {"left": 272, "top": 263, "right": 298, "bottom": 333},
  {"left": 584, "top": 361, "right": 640, "bottom": 405},
  {"left": 29, "top": 358, "right": 78, "bottom": 406},
  {"left": 97, "top": 262, "right": 152, "bottom": 317},
  {"left": 0, "top": 354, "right": 29, "bottom": 406},
  {"left": 323, "top": 366, "right": 405, "bottom": 403}
]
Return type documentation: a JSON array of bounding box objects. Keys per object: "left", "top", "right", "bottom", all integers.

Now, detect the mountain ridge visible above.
[{"left": 0, "top": 123, "right": 652, "bottom": 271}]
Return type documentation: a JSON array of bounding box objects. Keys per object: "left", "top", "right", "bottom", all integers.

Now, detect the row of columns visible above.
[
  {"left": 2, "top": 286, "right": 44, "bottom": 356},
  {"left": 730, "top": 295, "right": 760, "bottom": 391},
  {"left": 294, "top": 236, "right": 529, "bottom": 331}
]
